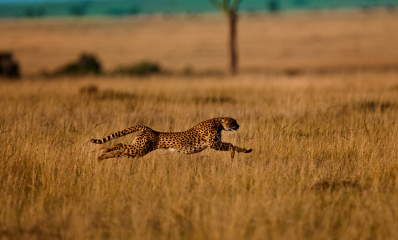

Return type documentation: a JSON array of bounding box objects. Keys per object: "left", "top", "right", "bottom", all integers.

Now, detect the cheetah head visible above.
[{"left": 220, "top": 117, "right": 240, "bottom": 131}]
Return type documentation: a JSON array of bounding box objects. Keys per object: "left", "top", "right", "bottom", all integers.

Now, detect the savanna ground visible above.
[{"left": 1, "top": 9, "right": 398, "bottom": 240}]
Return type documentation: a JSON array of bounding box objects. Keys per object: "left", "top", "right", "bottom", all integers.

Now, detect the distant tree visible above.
[
  {"left": 128, "top": 6, "right": 141, "bottom": 15},
  {"left": 208, "top": 0, "right": 243, "bottom": 75},
  {"left": 268, "top": 0, "right": 280, "bottom": 13},
  {"left": 0, "top": 52, "right": 20, "bottom": 79},
  {"left": 24, "top": 8, "right": 34, "bottom": 17},
  {"left": 53, "top": 53, "right": 102, "bottom": 76},
  {"left": 36, "top": 7, "right": 46, "bottom": 17},
  {"left": 24, "top": 7, "right": 46, "bottom": 18},
  {"left": 70, "top": 4, "right": 88, "bottom": 17}
]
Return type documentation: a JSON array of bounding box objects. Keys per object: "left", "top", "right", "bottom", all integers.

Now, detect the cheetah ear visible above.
[{"left": 221, "top": 118, "right": 225, "bottom": 123}]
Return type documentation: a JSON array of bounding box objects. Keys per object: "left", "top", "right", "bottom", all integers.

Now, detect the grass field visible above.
[{"left": 1, "top": 10, "right": 398, "bottom": 240}]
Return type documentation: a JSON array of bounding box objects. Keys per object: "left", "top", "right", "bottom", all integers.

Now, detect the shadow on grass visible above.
[
  {"left": 113, "top": 61, "right": 161, "bottom": 76},
  {"left": 355, "top": 101, "right": 398, "bottom": 112},
  {"left": 79, "top": 85, "right": 137, "bottom": 100},
  {"left": 311, "top": 180, "right": 363, "bottom": 192},
  {"left": 191, "top": 96, "right": 235, "bottom": 104}
]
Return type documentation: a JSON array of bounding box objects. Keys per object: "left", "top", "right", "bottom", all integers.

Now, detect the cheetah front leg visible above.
[{"left": 209, "top": 141, "right": 253, "bottom": 159}]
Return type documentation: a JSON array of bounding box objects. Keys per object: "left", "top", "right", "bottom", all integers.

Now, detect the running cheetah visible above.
[{"left": 91, "top": 117, "right": 253, "bottom": 161}]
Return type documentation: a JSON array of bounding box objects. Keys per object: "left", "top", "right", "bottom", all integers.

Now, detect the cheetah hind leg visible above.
[
  {"left": 98, "top": 149, "right": 125, "bottom": 161},
  {"left": 97, "top": 143, "right": 144, "bottom": 161},
  {"left": 100, "top": 143, "right": 125, "bottom": 153},
  {"left": 97, "top": 143, "right": 127, "bottom": 161}
]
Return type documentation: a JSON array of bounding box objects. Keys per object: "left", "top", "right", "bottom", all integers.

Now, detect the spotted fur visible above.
[{"left": 90, "top": 117, "right": 253, "bottom": 161}]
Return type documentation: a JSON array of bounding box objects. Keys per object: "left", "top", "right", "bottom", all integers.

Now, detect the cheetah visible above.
[{"left": 90, "top": 117, "right": 252, "bottom": 161}]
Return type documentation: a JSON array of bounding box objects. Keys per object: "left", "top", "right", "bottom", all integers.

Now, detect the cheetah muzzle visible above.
[{"left": 90, "top": 117, "right": 253, "bottom": 161}]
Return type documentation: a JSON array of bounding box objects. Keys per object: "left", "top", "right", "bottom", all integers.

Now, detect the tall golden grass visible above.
[
  {"left": 1, "top": 72, "right": 398, "bottom": 239},
  {"left": 1, "top": 10, "right": 398, "bottom": 240}
]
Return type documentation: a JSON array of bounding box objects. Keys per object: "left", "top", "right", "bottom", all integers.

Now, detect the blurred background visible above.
[
  {"left": 0, "top": 0, "right": 398, "bottom": 78},
  {"left": 0, "top": 0, "right": 397, "bottom": 18}
]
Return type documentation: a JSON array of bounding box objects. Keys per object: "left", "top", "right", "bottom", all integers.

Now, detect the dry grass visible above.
[
  {"left": 1, "top": 72, "right": 398, "bottom": 240},
  {"left": 1, "top": 10, "right": 398, "bottom": 240}
]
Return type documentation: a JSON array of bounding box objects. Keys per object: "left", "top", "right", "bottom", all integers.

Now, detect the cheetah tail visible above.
[{"left": 90, "top": 125, "right": 150, "bottom": 144}]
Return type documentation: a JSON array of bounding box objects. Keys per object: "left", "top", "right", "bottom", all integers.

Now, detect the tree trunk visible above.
[{"left": 228, "top": 10, "right": 238, "bottom": 75}]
